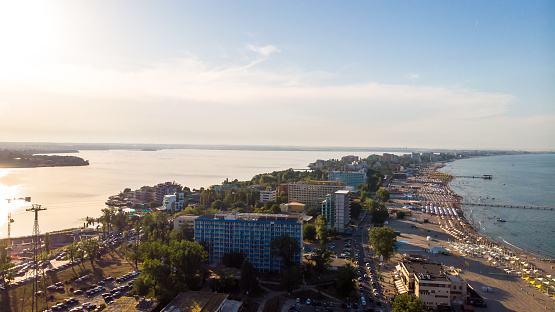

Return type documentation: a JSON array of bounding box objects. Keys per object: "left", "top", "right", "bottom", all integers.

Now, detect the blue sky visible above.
[{"left": 0, "top": 0, "right": 553, "bottom": 149}]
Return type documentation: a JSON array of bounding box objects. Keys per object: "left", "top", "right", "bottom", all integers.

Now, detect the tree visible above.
[
  {"left": 126, "top": 241, "right": 141, "bottom": 269},
  {"left": 44, "top": 232, "right": 51, "bottom": 255},
  {"left": 392, "top": 293, "right": 425, "bottom": 312},
  {"left": 371, "top": 204, "right": 389, "bottom": 224},
  {"left": 211, "top": 199, "right": 225, "bottom": 210},
  {"left": 0, "top": 240, "right": 14, "bottom": 287},
  {"left": 280, "top": 264, "right": 301, "bottom": 292},
  {"left": 271, "top": 204, "right": 281, "bottom": 214},
  {"left": 303, "top": 224, "right": 317, "bottom": 242},
  {"left": 368, "top": 226, "right": 398, "bottom": 260},
  {"left": 335, "top": 265, "right": 357, "bottom": 297},
  {"left": 113, "top": 212, "right": 129, "bottom": 232},
  {"left": 81, "top": 238, "right": 100, "bottom": 267},
  {"left": 396, "top": 211, "right": 406, "bottom": 219},
  {"left": 100, "top": 207, "right": 116, "bottom": 235},
  {"left": 350, "top": 201, "right": 362, "bottom": 220},
  {"left": 239, "top": 260, "right": 258, "bottom": 292},
  {"left": 231, "top": 201, "right": 246, "bottom": 210},
  {"left": 168, "top": 240, "right": 208, "bottom": 290},
  {"left": 270, "top": 234, "right": 300, "bottom": 268},
  {"left": 376, "top": 188, "right": 390, "bottom": 202},
  {"left": 170, "top": 222, "right": 193, "bottom": 242},
  {"left": 315, "top": 215, "right": 329, "bottom": 245},
  {"left": 306, "top": 207, "right": 318, "bottom": 217},
  {"left": 311, "top": 247, "right": 333, "bottom": 273}
]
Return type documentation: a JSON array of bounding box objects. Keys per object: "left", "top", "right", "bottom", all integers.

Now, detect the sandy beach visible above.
[{"left": 379, "top": 168, "right": 555, "bottom": 311}]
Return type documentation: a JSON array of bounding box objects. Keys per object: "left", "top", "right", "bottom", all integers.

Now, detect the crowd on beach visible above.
[{"left": 408, "top": 166, "right": 555, "bottom": 300}]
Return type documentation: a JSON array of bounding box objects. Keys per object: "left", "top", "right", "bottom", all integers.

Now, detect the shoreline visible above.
[{"left": 434, "top": 161, "right": 555, "bottom": 263}]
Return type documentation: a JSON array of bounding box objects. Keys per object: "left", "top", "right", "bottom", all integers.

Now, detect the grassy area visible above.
[
  {"left": 261, "top": 296, "right": 285, "bottom": 312},
  {"left": 2, "top": 248, "right": 139, "bottom": 312}
]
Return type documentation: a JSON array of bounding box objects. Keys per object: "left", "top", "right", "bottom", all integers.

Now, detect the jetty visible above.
[
  {"left": 461, "top": 202, "right": 555, "bottom": 210},
  {"left": 456, "top": 174, "right": 493, "bottom": 179}
]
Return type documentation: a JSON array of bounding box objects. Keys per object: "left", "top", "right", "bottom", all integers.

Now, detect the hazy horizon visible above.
[
  {"left": 1, "top": 1, "right": 553, "bottom": 149},
  {"left": 1, "top": 141, "right": 551, "bottom": 153}
]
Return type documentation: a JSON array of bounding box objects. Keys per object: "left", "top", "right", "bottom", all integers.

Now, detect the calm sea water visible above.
[
  {"left": 0, "top": 148, "right": 393, "bottom": 238},
  {"left": 439, "top": 154, "right": 555, "bottom": 258}
]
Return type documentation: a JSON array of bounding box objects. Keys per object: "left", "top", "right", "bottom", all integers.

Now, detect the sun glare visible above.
[{"left": 0, "top": 1, "right": 61, "bottom": 71}]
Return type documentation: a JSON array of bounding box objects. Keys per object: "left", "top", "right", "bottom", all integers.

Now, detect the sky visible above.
[{"left": 0, "top": 1, "right": 553, "bottom": 150}]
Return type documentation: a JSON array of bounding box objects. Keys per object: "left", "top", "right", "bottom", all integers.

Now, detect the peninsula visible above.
[{"left": 0, "top": 150, "right": 89, "bottom": 168}]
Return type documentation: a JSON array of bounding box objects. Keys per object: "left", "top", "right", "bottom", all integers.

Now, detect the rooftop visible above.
[
  {"left": 197, "top": 213, "right": 301, "bottom": 223},
  {"left": 290, "top": 180, "right": 346, "bottom": 186},
  {"left": 160, "top": 292, "right": 228, "bottom": 312},
  {"left": 103, "top": 297, "right": 158, "bottom": 312},
  {"left": 403, "top": 262, "right": 451, "bottom": 282}
]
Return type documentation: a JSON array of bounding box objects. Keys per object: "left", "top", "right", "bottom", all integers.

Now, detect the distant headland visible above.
[{"left": 0, "top": 149, "right": 89, "bottom": 168}]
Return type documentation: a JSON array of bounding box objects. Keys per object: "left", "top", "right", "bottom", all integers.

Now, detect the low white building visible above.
[
  {"left": 260, "top": 190, "right": 277, "bottom": 203},
  {"left": 174, "top": 215, "right": 199, "bottom": 230},
  {"left": 163, "top": 192, "right": 185, "bottom": 211}
]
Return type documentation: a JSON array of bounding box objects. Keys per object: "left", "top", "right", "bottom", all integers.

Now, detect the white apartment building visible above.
[
  {"left": 260, "top": 190, "right": 277, "bottom": 203},
  {"left": 163, "top": 193, "right": 185, "bottom": 211}
]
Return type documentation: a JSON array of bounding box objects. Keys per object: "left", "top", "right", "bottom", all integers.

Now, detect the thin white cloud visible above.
[
  {"left": 246, "top": 44, "right": 280, "bottom": 58},
  {"left": 406, "top": 73, "right": 420, "bottom": 79}
]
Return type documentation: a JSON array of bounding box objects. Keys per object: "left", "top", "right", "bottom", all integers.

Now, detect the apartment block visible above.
[
  {"left": 260, "top": 190, "right": 277, "bottom": 203},
  {"left": 327, "top": 171, "right": 366, "bottom": 189},
  {"left": 288, "top": 181, "right": 346, "bottom": 208},
  {"left": 400, "top": 262, "right": 467, "bottom": 310},
  {"left": 155, "top": 182, "right": 180, "bottom": 204},
  {"left": 194, "top": 213, "right": 303, "bottom": 272},
  {"left": 321, "top": 190, "right": 350, "bottom": 233}
]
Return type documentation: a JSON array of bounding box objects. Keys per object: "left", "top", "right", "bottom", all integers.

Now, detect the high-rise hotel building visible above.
[{"left": 194, "top": 213, "right": 303, "bottom": 272}]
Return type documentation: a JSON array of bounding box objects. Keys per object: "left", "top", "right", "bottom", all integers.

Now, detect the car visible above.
[
  {"left": 74, "top": 290, "right": 83, "bottom": 295},
  {"left": 295, "top": 298, "right": 300, "bottom": 304},
  {"left": 306, "top": 298, "right": 311, "bottom": 305}
]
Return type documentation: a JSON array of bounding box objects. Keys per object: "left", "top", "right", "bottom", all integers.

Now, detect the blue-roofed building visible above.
[
  {"left": 194, "top": 213, "right": 303, "bottom": 272},
  {"left": 327, "top": 171, "right": 366, "bottom": 189}
]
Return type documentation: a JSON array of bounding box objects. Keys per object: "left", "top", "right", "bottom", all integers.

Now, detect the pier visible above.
[
  {"left": 456, "top": 174, "right": 493, "bottom": 179},
  {"left": 461, "top": 202, "right": 555, "bottom": 210}
]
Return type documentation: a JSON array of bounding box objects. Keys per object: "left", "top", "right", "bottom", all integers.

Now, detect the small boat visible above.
[{"left": 497, "top": 218, "right": 506, "bottom": 222}]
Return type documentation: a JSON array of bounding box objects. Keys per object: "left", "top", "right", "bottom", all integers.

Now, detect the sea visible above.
[
  {"left": 439, "top": 153, "right": 555, "bottom": 259},
  {"left": 0, "top": 148, "right": 391, "bottom": 238}
]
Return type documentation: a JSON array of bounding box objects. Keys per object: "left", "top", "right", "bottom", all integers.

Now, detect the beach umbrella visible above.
[{"left": 530, "top": 280, "right": 536, "bottom": 285}]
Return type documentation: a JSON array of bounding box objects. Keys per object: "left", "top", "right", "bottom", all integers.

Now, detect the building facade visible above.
[
  {"left": 321, "top": 190, "right": 350, "bottom": 232},
  {"left": 288, "top": 181, "right": 346, "bottom": 208},
  {"left": 259, "top": 190, "right": 277, "bottom": 203},
  {"left": 327, "top": 171, "right": 366, "bottom": 189},
  {"left": 400, "top": 262, "right": 467, "bottom": 310},
  {"left": 155, "top": 182, "right": 181, "bottom": 204},
  {"left": 334, "top": 190, "right": 350, "bottom": 233},
  {"left": 321, "top": 194, "right": 335, "bottom": 229},
  {"left": 194, "top": 213, "right": 303, "bottom": 272}
]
